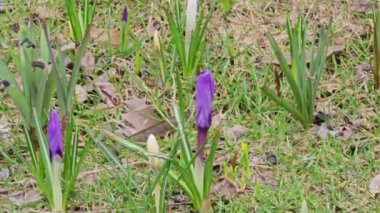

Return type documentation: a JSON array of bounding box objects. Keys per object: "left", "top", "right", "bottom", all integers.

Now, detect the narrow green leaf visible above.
[
  {"left": 66, "top": 25, "right": 91, "bottom": 114},
  {"left": 267, "top": 33, "right": 302, "bottom": 108},
  {"left": 65, "top": 0, "right": 82, "bottom": 40},
  {"left": 88, "top": 129, "right": 147, "bottom": 200},
  {"left": 32, "top": 108, "right": 53, "bottom": 190},
  {"left": 7, "top": 88, "right": 31, "bottom": 124},
  {"left": 203, "top": 129, "right": 219, "bottom": 197},
  {"left": 23, "top": 125, "right": 38, "bottom": 171},
  {"left": 261, "top": 86, "right": 308, "bottom": 128},
  {"left": 0, "top": 61, "right": 18, "bottom": 89}
]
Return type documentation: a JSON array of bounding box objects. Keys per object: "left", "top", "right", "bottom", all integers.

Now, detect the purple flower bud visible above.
[
  {"left": 195, "top": 70, "right": 215, "bottom": 161},
  {"left": 48, "top": 110, "right": 63, "bottom": 159},
  {"left": 122, "top": 7, "right": 128, "bottom": 23}
]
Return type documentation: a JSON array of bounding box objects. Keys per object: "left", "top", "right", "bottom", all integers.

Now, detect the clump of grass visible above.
[
  {"left": 165, "top": 0, "right": 212, "bottom": 76},
  {"left": 64, "top": 0, "right": 95, "bottom": 41},
  {"left": 0, "top": 24, "right": 54, "bottom": 147},
  {"left": 261, "top": 15, "right": 331, "bottom": 129}
]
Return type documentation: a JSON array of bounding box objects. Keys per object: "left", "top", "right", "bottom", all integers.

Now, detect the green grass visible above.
[{"left": 1, "top": 0, "right": 380, "bottom": 212}]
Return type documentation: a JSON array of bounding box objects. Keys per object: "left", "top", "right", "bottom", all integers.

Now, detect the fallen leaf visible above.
[
  {"left": 51, "top": 49, "right": 72, "bottom": 68},
  {"left": 60, "top": 42, "right": 76, "bottom": 52},
  {"left": 75, "top": 85, "right": 88, "bottom": 103},
  {"left": 123, "top": 99, "right": 158, "bottom": 128},
  {"left": 90, "top": 27, "right": 120, "bottom": 47},
  {"left": 112, "top": 99, "right": 165, "bottom": 141},
  {"left": 225, "top": 125, "right": 249, "bottom": 140},
  {"left": 95, "top": 81, "right": 118, "bottom": 106},
  {"left": 0, "top": 167, "right": 9, "bottom": 179},
  {"left": 266, "top": 0, "right": 298, "bottom": 26},
  {"left": 36, "top": 6, "right": 51, "bottom": 19},
  {"left": 0, "top": 115, "right": 11, "bottom": 142},
  {"left": 355, "top": 64, "right": 372, "bottom": 79},
  {"left": 337, "top": 126, "right": 352, "bottom": 140},
  {"left": 317, "top": 123, "right": 338, "bottom": 139},
  {"left": 317, "top": 122, "right": 352, "bottom": 140},
  {"left": 81, "top": 51, "right": 96, "bottom": 72},
  {"left": 8, "top": 190, "right": 42, "bottom": 205},
  {"left": 78, "top": 170, "right": 100, "bottom": 186},
  {"left": 10, "top": 23, "right": 19, "bottom": 33},
  {"left": 0, "top": 0, "right": 5, "bottom": 12},
  {"left": 369, "top": 173, "right": 380, "bottom": 196},
  {"left": 129, "top": 117, "right": 176, "bottom": 141},
  {"left": 212, "top": 179, "right": 241, "bottom": 198},
  {"left": 0, "top": 187, "right": 8, "bottom": 195},
  {"left": 211, "top": 111, "right": 224, "bottom": 128},
  {"left": 350, "top": 0, "right": 371, "bottom": 13}
]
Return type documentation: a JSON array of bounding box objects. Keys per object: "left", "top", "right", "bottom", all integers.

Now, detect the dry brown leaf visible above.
[
  {"left": 266, "top": 0, "right": 298, "bottom": 26},
  {"left": 0, "top": 0, "right": 5, "bottom": 12},
  {"left": 317, "top": 122, "right": 352, "bottom": 140},
  {"left": 355, "top": 64, "right": 372, "bottom": 79},
  {"left": 36, "top": 6, "right": 51, "bottom": 19},
  {"left": 113, "top": 99, "right": 163, "bottom": 141},
  {"left": 252, "top": 155, "right": 278, "bottom": 186},
  {"left": 225, "top": 125, "right": 249, "bottom": 140},
  {"left": 60, "top": 42, "right": 76, "bottom": 52},
  {"left": 0, "top": 187, "right": 9, "bottom": 195},
  {"left": 90, "top": 27, "right": 120, "bottom": 47},
  {"left": 81, "top": 51, "right": 96, "bottom": 72},
  {"left": 8, "top": 190, "right": 42, "bottom": 205},
  {"left": 78, "top": 170, "right": 100, "bottom": 186},
  {"left": 0, "top": 115, "right": 11, "bottom": 142},
  {"left": 0, "top": 168, "right": 10, "bottom": 179},
  {"left": 75, "top": 85, "right": 88, "bottom": 103},
  {"left": 95, "top": 81, "right": 118, "bottom": 106},
  {"left": 350, "top": 0, "right": 371, "bottom": 13},
  {"left": 317, "top": 123, "right": 337, "bottom": 139},
  {"left": 50, "top": 49, "right": 72, "bottom": 68},
  {"left": 369, "top": 173, "right": 380, "bottom": 196},
  {"left": 338, "top": 126, "right": 352, "bottom": 140},
  {"left": 211, "top": 111, "right": 224, "bottom": 128},
  {"left": 129, "top": 117, "right": 176, "bottom": 141},
  {"left": 212, "top": 179, "right": 241, "bottom": 198}
]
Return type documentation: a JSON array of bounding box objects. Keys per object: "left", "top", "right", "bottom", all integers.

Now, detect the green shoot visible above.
[
  {"left": 165, "top": 0, "right": 212, "bottom": 76},
  {"left": 261, "top": 15, "right": 331, "bottom": 129},
  {"left": 64, "top": 0, "right": 96, "bottom": 41}
]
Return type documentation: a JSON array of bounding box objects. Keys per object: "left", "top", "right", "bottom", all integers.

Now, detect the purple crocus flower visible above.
[
  {"left": 47, "top": 110, "right": 63, "bottom": 159},
  {"left": 196, "top": 70, "right": 215, "bottom": 162},
  {"left": 122, "top": 7, "right": 128, "bottom": 23}
]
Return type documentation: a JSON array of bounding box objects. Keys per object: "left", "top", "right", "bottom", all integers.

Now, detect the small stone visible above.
[{"left": 266, "top": 151, "right": 277, "bottom": 165}]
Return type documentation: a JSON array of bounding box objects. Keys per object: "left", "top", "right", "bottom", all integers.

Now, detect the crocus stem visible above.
[
  {"left": 52, "top": 156, "right": 63, "bottom": 212},
  {"left": 153, "top": 184, "right": 161, "bottom": 213},
  {"left": 120, "top": 23, "right": 128, "bottom": 52},
  {"left": 194, "top": 158, "right": 204, "bottom": 199},
  {"left": 197, "top": 127, "right": 208, "bottom": 162}
]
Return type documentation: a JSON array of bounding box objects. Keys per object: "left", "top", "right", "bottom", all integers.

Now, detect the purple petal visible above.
[
  {"left": 196, "top": 70, "right": 215, "bottom": 129},
  {"left": 48, "top": 110, "right": 63, "bottom": 159},
  {"left": 122, "top": 7, "right": 128, "bottom": 23}
]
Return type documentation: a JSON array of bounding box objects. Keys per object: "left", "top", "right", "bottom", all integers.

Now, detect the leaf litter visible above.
[
  {"left": 224, "top": 124, "right": 249, "bottom": 141},
  {"left": 90, "top": 27, "right": 121, "bottom": 47},
  {"left": 369, "top": 173, "right": 380, "bottom": 197}
]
